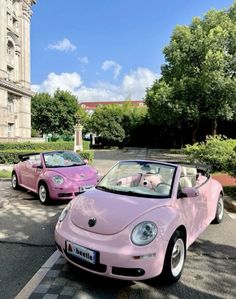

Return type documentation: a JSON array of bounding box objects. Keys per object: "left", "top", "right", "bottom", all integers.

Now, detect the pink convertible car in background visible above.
[
  {"left": 55, "top": 160, "right": 224, "bottom": 283},
  {"left": 12, "top": 150, "right": 98, "bottom": 204}
]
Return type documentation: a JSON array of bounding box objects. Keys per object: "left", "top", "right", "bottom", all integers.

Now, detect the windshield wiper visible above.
[
  {"left": 96, "top": 186, "right": 120, "bottom": 193},
  {"left": 67, "top": 163, "right": 85, "bottom": 167}
]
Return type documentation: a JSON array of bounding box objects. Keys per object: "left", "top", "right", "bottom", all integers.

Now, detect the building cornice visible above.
[
  {"left": 0, "top": 79, "right": 35, "bottom": 97},
  {"left": 23, "top": 0, "right": 37, "bottom": 6}
]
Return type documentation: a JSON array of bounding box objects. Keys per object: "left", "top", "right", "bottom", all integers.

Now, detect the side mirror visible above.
[
  {"left": 32, "top": 163, "right": 42, "bottom": 169},
  {"left": 178, "top": 187, "right": 199, "bottom": 198},
  {"left": 84, "top": 159, "right": 89, "bottom": 164}
]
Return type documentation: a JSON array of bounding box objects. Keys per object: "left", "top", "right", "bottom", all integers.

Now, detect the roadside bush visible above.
[
  {"left": 225, "top": 147, "right": 236, "bottom": 177},
  {"left": 184, "top": 135, "right": 236, "bottom": 172},
  {"left": 0, "top": 142, "right": 73, "bottom": 151},
  {"left": 0, "top": 149, "right": 94, "bottom": 164},
  {"left": 0, "top": 141, "right": 90, "bottom": 151},
  {"left": 77, "top": 150, "right": 94, "bottom": 163}
]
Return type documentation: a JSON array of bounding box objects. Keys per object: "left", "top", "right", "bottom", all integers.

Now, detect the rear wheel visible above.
[
  {"left": 11, "top": 172, "right": 19, "bottom": 190},
  {"left": 38, "top": 182, "right": 50, "bottom": 205},
  {"left": 213, "top": 194, "right": 224, "bottom": 224},
  {"left": 160, "top": 231, "right": 186, "bottom": 284}
]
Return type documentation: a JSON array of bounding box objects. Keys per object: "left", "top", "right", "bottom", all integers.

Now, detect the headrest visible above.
[
  {"left": 186, "top": 167, "right": 197, "bottom": 176},
  {"left": 180, "top": 167, "right": 187, "bottom": 176}
]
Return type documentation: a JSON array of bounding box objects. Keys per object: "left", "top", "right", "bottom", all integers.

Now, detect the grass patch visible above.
[
  {"left": 0, "top": 170, "right": 11, "bottom": 178},
  {"left": 224, "top": 186, "right": 236, "bottom": 201}
]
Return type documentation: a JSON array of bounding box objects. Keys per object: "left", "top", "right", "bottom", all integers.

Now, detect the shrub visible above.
[
  {"left": 225, "top": 147, "right": 236, "bottom": 177},
  {"left": 0, "top": 141, "right": 90, "bottom": 151},
  {"left": 0, "top": 142, "right": 73, "bottom": 151},
  {"left": 184, "top": 135, "right": 236, "bottom": 173},
  {"left": 0, "top": 149, "right": 94, "bottom": 164},
  {"left": 77, "top": 150, "right": 94, "bottom": 163}
]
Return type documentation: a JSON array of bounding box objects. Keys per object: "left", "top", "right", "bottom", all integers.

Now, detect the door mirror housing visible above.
[
  {"left": 178, "top": 187, "right": 199, "bottom": 198},
  {"left": 32, "top": 163, "right": 43, "bottom": 169}
]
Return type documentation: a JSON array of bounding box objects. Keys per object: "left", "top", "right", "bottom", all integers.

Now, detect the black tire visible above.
[
  {"left": 160, "top": 230, "right": 186, "bottom": 284},
  {"left": 11, "top": 171, "right": 19, "bottom": 190},
  {"left": 212, "top": 194, "right": 224, "bottom": 224},
  {"left": 38, "top": 182, "right": 51, "bottom": 205}
]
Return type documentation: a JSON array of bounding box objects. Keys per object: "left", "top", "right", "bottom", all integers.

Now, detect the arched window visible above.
[{"left": 7, "top": 40, "right": 14, "bottom": 57}]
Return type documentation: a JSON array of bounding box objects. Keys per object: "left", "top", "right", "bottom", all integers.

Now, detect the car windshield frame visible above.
[
  {"left": 43, "top": 151, "right": 85, "bottom": 168},
  {"left": 96, "top": 160, "right": 177, "bottom": 198}
]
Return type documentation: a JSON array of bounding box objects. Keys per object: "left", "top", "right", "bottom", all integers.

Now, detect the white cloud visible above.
[
  {"left": 102, "top": 60, "right": 122, "bottom": 79},
  {"left": 48, "top": 38, "right": 76, "bottom": 52},
  {"left": 32, "top": 72, "right": 82, "bottom": 94},
  {"left": 32, "top": 67, "right": 159, "bottom": 102},
  {"left": 122, "top": 67, "right": 159, "bottom": 99},
  {"left": 79, "top": 56, "right": 89, "bottom": 64}
]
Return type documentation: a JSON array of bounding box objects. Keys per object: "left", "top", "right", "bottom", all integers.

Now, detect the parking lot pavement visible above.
[
  {"left": 3, "top": 148, "right": 236, "bottom": 298},
  {"left": 18, "top": 212, "right": 236, "bottom": 299}
]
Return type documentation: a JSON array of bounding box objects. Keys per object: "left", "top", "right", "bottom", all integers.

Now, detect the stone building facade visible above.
[{"left": 0, "top": 0, "right": 36, "bottom": 141}]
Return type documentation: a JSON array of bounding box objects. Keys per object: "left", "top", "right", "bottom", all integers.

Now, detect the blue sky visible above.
[{"left": 31, "top": 0, "right": 234, "bottom": 102}]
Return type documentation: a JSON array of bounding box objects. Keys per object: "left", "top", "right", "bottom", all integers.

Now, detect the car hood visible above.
[
  {"left": 48, "top": 165, "right": 96, "bottom": 181},
  {"left": 70, "top": 189, "right": 171, "bottom": 235}
]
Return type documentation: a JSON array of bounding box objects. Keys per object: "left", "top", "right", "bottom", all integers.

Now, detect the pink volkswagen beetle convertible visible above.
[
  {"left": 11, "top": 150, "right": 98, "bottom": 204},
  {"left": 55, "top": 160, "right": 224, "bottom": 283}
]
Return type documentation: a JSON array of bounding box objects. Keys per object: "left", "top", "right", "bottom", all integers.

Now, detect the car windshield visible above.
[
  {"left": 97, "top": 161, "right": 176, "bottom": 198},
  {"left": 43, "top": 151, "right": 85, "bottom": 168}
]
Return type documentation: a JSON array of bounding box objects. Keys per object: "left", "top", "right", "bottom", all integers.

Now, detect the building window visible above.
[
  {"left": 7, "top": 65, "right": 14, "bottom": 81},
  {"left": 8, "top": 123, "right": 14, "bottom": 138},
  {"left": 7, "top": 97, "right": 14, "bottom": 112},
  {"left": 13, "top": 17, "right": 18, "bottom": 32}
]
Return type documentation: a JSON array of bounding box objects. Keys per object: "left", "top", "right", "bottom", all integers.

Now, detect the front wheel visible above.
[
  {"left": 38, "top": 182, "right": 51, "bottom": 205},
  {"left": 212, "top": 194, "right": 224, "bottom": 224},
  {"left": 160, "top": 231, "right": 186, "bottom": 284},
  {"left": 11, "top": 172, "right": 19, "bottom": 190}
]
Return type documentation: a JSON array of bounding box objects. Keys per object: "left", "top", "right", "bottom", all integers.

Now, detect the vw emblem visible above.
[{"left": 88, "top": 218, "right": 96, "bottom": 227}]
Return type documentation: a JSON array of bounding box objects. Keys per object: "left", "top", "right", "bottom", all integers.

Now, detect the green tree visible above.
[
  {"left": 145, "top": 2, "right": 236, "bottom": 140},
  {"left": 31, "top": 92, "right": 55, "bottom": 135},
  {"left": 31, "top": 89, "right": 79, "bottom": 136},
  {"left": 90, "top": 104, "right": 125, "bottom": 145},
  {"left": 89, "top": 101, "right": 148, "bottom": 146},
  {"left": 53, "top": 89, "right": 78, "bottom": 135},
  {"left": 76, "top": 104, "right": 90, "bottom": 134}
]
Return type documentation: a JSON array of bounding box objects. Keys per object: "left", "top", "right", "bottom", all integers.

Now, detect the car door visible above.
[
  {"left": 26, "top": 154, "right": 42, "bottom": 191},
  {"left": 177, "top": 168, "right": 208, "bottom": 245}
]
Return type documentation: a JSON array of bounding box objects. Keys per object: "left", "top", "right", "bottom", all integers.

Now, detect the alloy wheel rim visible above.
[
  {"left": 12, "top": 174, "right": 17, "bottom": 188},
  {"left": 217, "top": 196, "right": 224, "bottom": 220},
  {"left": 39, "top": 185, "right": 46, "bottom": 202},
  {"left": 171, "top": 238, "right": 185, "bottom": 277}
]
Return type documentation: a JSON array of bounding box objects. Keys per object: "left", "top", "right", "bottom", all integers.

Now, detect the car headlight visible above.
[
  {"left": 58, "top": 203, "right": 71, "bottom": 222},
  {"left": 131, "top": 221, "right": 157, "bottom": 246},
  {"left": 52, "top": 175, "right": 64, "bottom": 185}
]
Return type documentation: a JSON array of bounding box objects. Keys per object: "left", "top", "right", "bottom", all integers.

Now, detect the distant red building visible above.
[{"left": 80, "top": 100, "right": 144, "bottom": 114}]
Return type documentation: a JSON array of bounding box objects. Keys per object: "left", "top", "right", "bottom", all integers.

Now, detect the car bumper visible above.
[
  {"left": 55, "top": 218, "right": 167, "bottom": 281},
  {"left": 49, "top": 178, "right": 98, "bottom": 200}
]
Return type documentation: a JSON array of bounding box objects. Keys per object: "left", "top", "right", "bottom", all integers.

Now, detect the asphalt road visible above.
[{"left": 0, "top": 148, "right": 236, "bottom": 299}]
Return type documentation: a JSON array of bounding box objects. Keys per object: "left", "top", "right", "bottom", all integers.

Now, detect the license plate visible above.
[
  {"left": 80, "top": 185, "right": 93, "bottom": 192},
  {"left": 66, "top": 241, "right": 97, "bottom": 264}
]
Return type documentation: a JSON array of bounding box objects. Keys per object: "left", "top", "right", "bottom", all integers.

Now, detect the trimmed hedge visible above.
[
  {"left": 0, "top": 149, "right": 94, "bottom": 164},
  {"left": 0, "top": 142, "right": 74, "bottom": 151},
  {"left": 0, "top": 140, "right": 90, "bottom": 151}
]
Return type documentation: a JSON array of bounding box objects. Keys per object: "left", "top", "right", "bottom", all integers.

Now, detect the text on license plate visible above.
[{"left": 66, "top": 241, "right": 96, "bottom": 264}]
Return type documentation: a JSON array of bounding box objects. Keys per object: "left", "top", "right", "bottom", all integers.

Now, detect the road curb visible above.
[
  {"left": 0, "top": 178, "right": 11, "bottom": 181},
  {"left": 15, "top": 250, "right": 60, "bottom": 299},
  {"left": 224, "top": 195, "right": 236, "bottom": 213}
]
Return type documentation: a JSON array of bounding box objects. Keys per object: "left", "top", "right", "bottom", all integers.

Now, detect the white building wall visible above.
[{"left": 0, "top": 0, "right": 36, "bottom": 142}]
